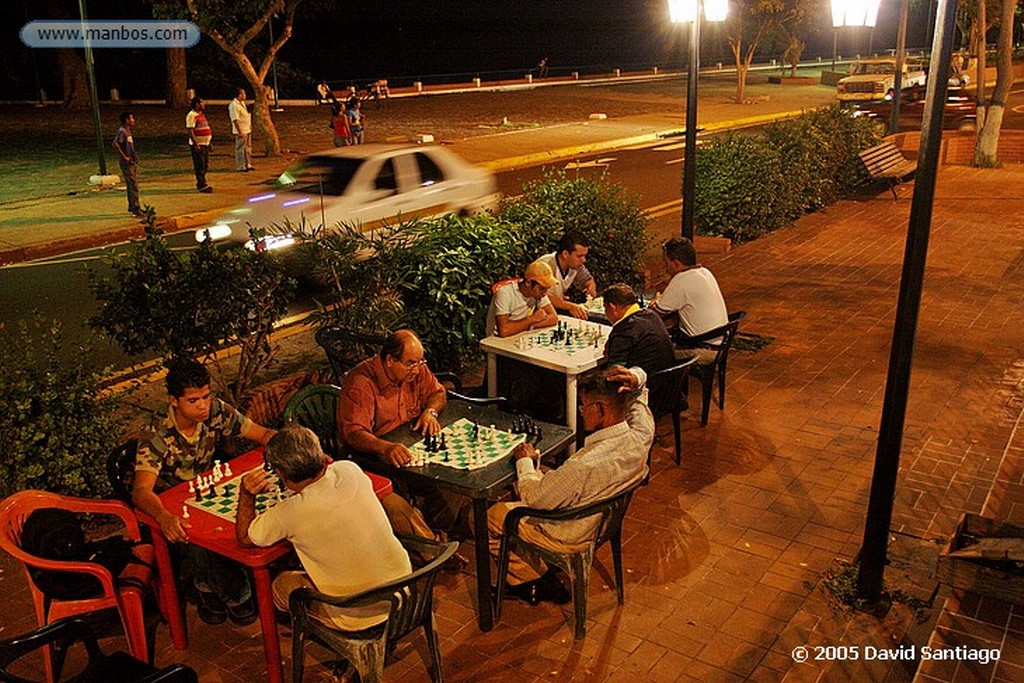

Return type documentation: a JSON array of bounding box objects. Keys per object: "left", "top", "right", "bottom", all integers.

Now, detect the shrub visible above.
[
  {"left": 0, "top": 320, "right": 124, "bottom": 498},
  {"left": 501, "top": 172, "right": 649, "bottom": 288},
  {"left": 695, "top": 106, "right": 878, "bottom": 242},
  {"left": 89, "top": 212, "right": 294, "bottom": 406}
]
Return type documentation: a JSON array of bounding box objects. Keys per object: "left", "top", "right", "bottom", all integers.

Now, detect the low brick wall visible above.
[{"left": 891, "top": 129, "right": 1024, "bottom": 165}]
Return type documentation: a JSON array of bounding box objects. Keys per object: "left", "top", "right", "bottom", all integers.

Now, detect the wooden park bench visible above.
[{"left": 858, "top": 140, "right": 917, "bottom": 200}]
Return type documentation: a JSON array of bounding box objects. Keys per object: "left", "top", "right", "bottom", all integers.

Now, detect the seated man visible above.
[
  {"left": 538, "top": 232, "right": 597, "bottom": 320},
  {"left": 133, "top": 358, "right": 275, "bottom": 625},
  {"left": 602, "top": 283, "right": 677, "bottom": 416},
  {"left": 338, "top": 329, "right": 468, "bottom": 558},
  {"left": 485, "top": 260, "right": 559, "bottom": 338},
  {"left": 651, "top": 237, "right": 728, "bottom": 363},
  {"left": 236, "top": 424, "right": 411, "bottom": 630},
  {"left": 488, "top": 366, "right": 653, "bottom": 604}
]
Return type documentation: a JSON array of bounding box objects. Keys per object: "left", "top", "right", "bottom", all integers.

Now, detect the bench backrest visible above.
[{"left": 858, "top": 142, "right": 910, "bottom": 176}]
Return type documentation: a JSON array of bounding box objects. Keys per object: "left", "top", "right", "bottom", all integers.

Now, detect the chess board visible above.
[
  {"left": 584, "top": 296, "right": 604, "bottom": 313},
  {"left": 514, "top": 323, "right": 605, "bottom": 357},
  {"left": 185, "top": 468, "right": 295, "bottom": 522},
  {"left": 409, "top": 418, "right": 526, "bottom": 470}
]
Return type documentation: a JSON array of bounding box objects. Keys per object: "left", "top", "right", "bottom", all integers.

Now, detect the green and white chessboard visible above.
[
  {"left": 514, "top": 325, "right": 605, "bottom": 357},
  {"left": 185, "top": 469, "right": 295, "bottom": 521},
  {"left": 409, "top": 418, "right": 526, "bottom": 470}
]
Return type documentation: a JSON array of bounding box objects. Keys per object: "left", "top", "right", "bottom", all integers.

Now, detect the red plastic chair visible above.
[
  {"left": 0, "top": 490, "right": 155, "bottom": 682},
  {"left": 491, "top": 277, "right": 521, "bottom": 294}
]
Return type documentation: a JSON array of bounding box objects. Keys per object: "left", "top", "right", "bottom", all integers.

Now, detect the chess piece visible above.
[
  {"left": 208, "top": 483, "right": 217, "bottom": 498},
  {"left": 195, "top": 485, "right": 203, "bottom": 502},
  {"left": 490, "top": 424, "right": 497, "bottom": 443},
  {"left": 188, "top": 481, "right": 195, "bottom": 494},
  {"left": 182, "top": 505, "right": 190, "bottom": 519},
  {"left": 224, "top": 462, "right": 233, "bottom": 477},
  {"left": 440, "top": 433, "right": 448, "bottom": 451},
  {"left": 213, "top": 460, "right": 223, "bottom": 480}
]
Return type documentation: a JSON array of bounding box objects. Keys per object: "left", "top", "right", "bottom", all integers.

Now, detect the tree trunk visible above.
[
  {"left": 973, "top": 0, "right": 1015, "bottom": 166},
  {"left": 58, "top": 49, "right": 89, "bottom": 108},
  {"left": 736, "top": 64, "right": 748, "bottom": 103},
  {"left": 165, "top": 48, "right": 189, "bottom": 109},
  {"left": 252, "top": 88, "right": 281, "bottom": 156}
]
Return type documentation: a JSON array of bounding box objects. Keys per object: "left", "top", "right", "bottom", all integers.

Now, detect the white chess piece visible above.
[
  {"left": 181, "top": 505, "right": 190, "bottom": 519},
  {"left": 188, "top": 481, "right": 195, "bottom": 494},
  {"left": 223, "top": 462, "right": 233, "bottom": 477},
  {"left": 213, "top": 460, "right": 223, "bottom": 480}
]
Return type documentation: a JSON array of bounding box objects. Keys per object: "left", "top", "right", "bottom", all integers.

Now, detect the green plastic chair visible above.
[
  {"left": 289, "top": 535, "right": 457, "bottom": 683},
  {"left": 283, "top": 384, "right": 342, "bottom": 458},
  {"left": 494, "top": 470, "right": 647, "bottom": 639}
]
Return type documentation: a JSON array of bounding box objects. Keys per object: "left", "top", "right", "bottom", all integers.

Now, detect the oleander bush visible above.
[
  {"left": 501, "top": 171, "right": 649, "bottom": 288},
  {"left": 0, "top": 319, "right": 123, "bottom": 498},
  {"left": 695, "top": 106, "right": 878, "bottom": 242}
]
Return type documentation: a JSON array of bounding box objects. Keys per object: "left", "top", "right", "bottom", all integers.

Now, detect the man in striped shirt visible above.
[{"left": 186, "top": 96, "right": 213, "bottom": 193}]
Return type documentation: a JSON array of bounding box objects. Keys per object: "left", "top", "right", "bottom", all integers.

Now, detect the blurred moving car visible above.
[
  {"left": 836, "top": 58, "right": 927, "bottom": 102},
  {"left": 194, "top": 144, "right": 500, "bottom": 251},
  {"left": 845, "top": 85, "right": 977, "bottom": 135}
]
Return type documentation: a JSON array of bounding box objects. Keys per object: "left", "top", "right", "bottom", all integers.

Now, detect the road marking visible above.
[
  {"left": 664, "top": 158, "right": 684, "bottom": 165},
  {"left": 3, "top": 245, "right": 193, "bottom": 269},
  {"left": 643, "top": 198, "right": 683, "bottom": 219},
  {"left": 564, "top": 157, "right": 616, "bottom": 170},
  {"left": 653, "top": 142, "right": 688, "bottom": 152}
]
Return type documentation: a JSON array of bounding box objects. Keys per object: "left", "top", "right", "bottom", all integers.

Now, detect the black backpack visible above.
[{"left": 20, "top": 508, "right": 149, "bottom": 600}]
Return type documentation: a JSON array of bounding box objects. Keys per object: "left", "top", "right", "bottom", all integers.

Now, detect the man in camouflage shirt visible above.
[{"left": 133, "top": 358, "right": 275, "bottom": 625}]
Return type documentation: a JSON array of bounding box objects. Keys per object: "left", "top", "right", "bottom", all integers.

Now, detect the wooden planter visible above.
[{"left": 936, "top": 513, "right": 1024, "bottom": 606}]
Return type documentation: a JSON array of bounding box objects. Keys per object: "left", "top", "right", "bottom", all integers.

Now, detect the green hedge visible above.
[{"left": 694, "top": 106, "right": 878, "bottom": 243}]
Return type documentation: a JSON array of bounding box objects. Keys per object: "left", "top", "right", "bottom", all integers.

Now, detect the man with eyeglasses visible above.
[
  {"left": 339, "top": 329, "right": 469, "bottom": 568},
  {"left": 487, "top": 365, "right": 652, "bottom": 605},
  {"left": 133, "top": 358, "right": 276, "bottom": 626}
]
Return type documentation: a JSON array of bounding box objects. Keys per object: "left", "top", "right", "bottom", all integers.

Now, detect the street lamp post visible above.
[
  {"left": 831, "top": 0, "right": 959, "bottom": 604},
  {"left": 669, "top": 0, "right": 728, "bottom": 242}
]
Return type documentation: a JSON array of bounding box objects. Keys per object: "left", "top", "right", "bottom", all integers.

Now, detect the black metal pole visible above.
[
  {"left": 889, "top": 0, "right": 910, "bottom": 135},
  {"left": 681, "top": 4, "right": 700, "bottom": 241},
  {"left": 78, "top": 0, "right": 106, "bottom": 176},
  {"left": 856, "top": 0, "right": 958, "bottom": 603}
]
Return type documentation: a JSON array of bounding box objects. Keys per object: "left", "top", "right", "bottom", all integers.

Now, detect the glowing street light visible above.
[{"left": 669, "top": 0, "right": 728, "bottom": 241}]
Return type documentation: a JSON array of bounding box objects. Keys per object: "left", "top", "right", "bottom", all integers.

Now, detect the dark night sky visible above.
[{"left": 2, "top": 0, "right": 940, "bottom": 100}]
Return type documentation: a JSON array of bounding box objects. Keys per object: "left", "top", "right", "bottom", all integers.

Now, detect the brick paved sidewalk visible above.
[{"left": 2, "top": 162, "right": 1023, "bottom": 682}]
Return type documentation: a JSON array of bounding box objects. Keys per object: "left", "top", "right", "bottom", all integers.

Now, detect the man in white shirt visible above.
[
  {"left": 236, "top": 424, "right": 411, "bottom": 630},
  {"left": 485, "top": 260, "right": 559, "bottom": 338},
  {"left": 537, "top": 232, "right": 597, "bottom": 320},
  {"left": 488, "top": 365, "right": 652, "bottom": 605},
  {"left": 228, "top": 88, "right": 255, "bottom": 172},
  {"left": 651, "top": 236, "right": 728, "bottom": 363}
]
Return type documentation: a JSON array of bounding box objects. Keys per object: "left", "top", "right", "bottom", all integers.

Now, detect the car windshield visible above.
[
  {"left": 854, "top": 63, "right": 896, "bottom": 75},
  {"left": 276, "top": 156, "right": 363, "bottom": 196}
]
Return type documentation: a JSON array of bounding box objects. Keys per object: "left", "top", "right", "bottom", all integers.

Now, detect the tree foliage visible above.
[{"left": 89, "top": 209, "right": 294, "bottom": 405}]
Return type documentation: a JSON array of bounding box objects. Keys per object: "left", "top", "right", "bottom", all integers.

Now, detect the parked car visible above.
[
  {"left": 845, "top": 85, "right": 977, "bottom": 135},
  {"left": 195, "top": 144, "right": 500, "bottom": 251},
  {"left": 836, "top": 58, "right": 928, "bottom": 102}
]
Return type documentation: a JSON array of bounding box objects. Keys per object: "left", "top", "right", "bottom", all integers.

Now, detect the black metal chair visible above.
[
  {"left": 677, "top": 311, "right": 746, "bottom": 426},
  {"left": 283, "top": 384, "right": 343, "bottom": 458},
  {"left": 0, "top": 618, "right": 197, "bottom": 683},
  {"left": 494, "top": 471, "right": 647, "bottom": 639},
  {"left": 289, "top": 535, "right": 457, "bottom": 683},
  {"left": 647, "top": 355, "right": 701, "bottom": 466},
  {"left": 106, "top": 439, "right": 138, "bottom": 504}
]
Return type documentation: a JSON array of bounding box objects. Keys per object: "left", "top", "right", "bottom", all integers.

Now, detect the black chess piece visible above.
[
  {"left": 439, "top": 433, "right": 448, "bottom": 451},
  {"left": 208, "top": 484, "right": 217, "bottom": 498},
  {"left": 263, "top": 453, "right": 272, "bottom": 472},
  {"left": 195, "top": 485, "right": 203, "bottom": 502},
  {"left": 473, "top": 422, "right": 480, "bottom": 440}
]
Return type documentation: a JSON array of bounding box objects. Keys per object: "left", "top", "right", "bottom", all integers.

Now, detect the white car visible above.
[
  {"left": 836, "top": 58, "right": 927, "bottom": 102},
  {"left": 195, "top": 144, "right": 500, "bottom": 250}
]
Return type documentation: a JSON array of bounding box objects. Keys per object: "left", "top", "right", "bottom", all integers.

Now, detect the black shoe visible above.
[
  {"left": 196, "top": 591, "right": 228, "bottom": 625},
  {"left": 198, "top": 186, "right": 213, "bottom": 193},
  {"left": 537, "top": 571, "right": 572, "bottom": 605},
  {"left": 227, "top": 599, "right": 258, "bottom": 626},
  {"left": 504, "top": 580, "right": 544, "bottom": 606}
]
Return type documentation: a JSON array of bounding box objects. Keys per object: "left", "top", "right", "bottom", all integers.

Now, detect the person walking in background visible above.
[
  {"left": 345, "top": 98, "right": 365, "bottom": 145},
  {"left": 186, "top": 96, "right": 213, "bottom": 193},
  {"left": 112, "top": 111, "right": 142, "bottom": 217},
  {"left": 537, "top": 56, "right": 549, "bottom": 78},
  {"left": 330, "top": 102, "right": 350, "bottom": 147},
  {"left": 228, "top": 88, "right": 255, "bottom": 172}
]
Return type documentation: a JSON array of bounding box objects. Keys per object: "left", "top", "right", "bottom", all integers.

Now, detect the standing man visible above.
[
  {"left": 186, "top": 96, "right": 213, "bottom": 193},
  {"left": 132, "top": 358, "right": 275, "bottom": 625},
  {"left": 228, "top": 88, "right": 255, "bottom": 173},
  {"left": 112, "top": 111, "right": 142, "bottom": 217},
  {"left": 538, "top": 232, "right": 597, "bottom": 320},
  {"left": 651, "top": 237, "right": 728, "bottom": 363},
  {"left": 345, "top": 98, "right": 365, "bottom": 145},
  {"left": 488, "top": 366, "right": 652, "bottom": 604},
  {"left": 236, "top": 424, "right": 411, "bottom": 630}
]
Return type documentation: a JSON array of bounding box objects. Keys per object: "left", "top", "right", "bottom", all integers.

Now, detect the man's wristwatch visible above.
[{"left": 426, "top": 408, "right": 438, "bottom": 418}]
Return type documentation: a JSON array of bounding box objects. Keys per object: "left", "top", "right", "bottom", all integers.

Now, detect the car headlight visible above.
[{"left": 195, "top": 224, "right": 233, "bottom": 242}]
